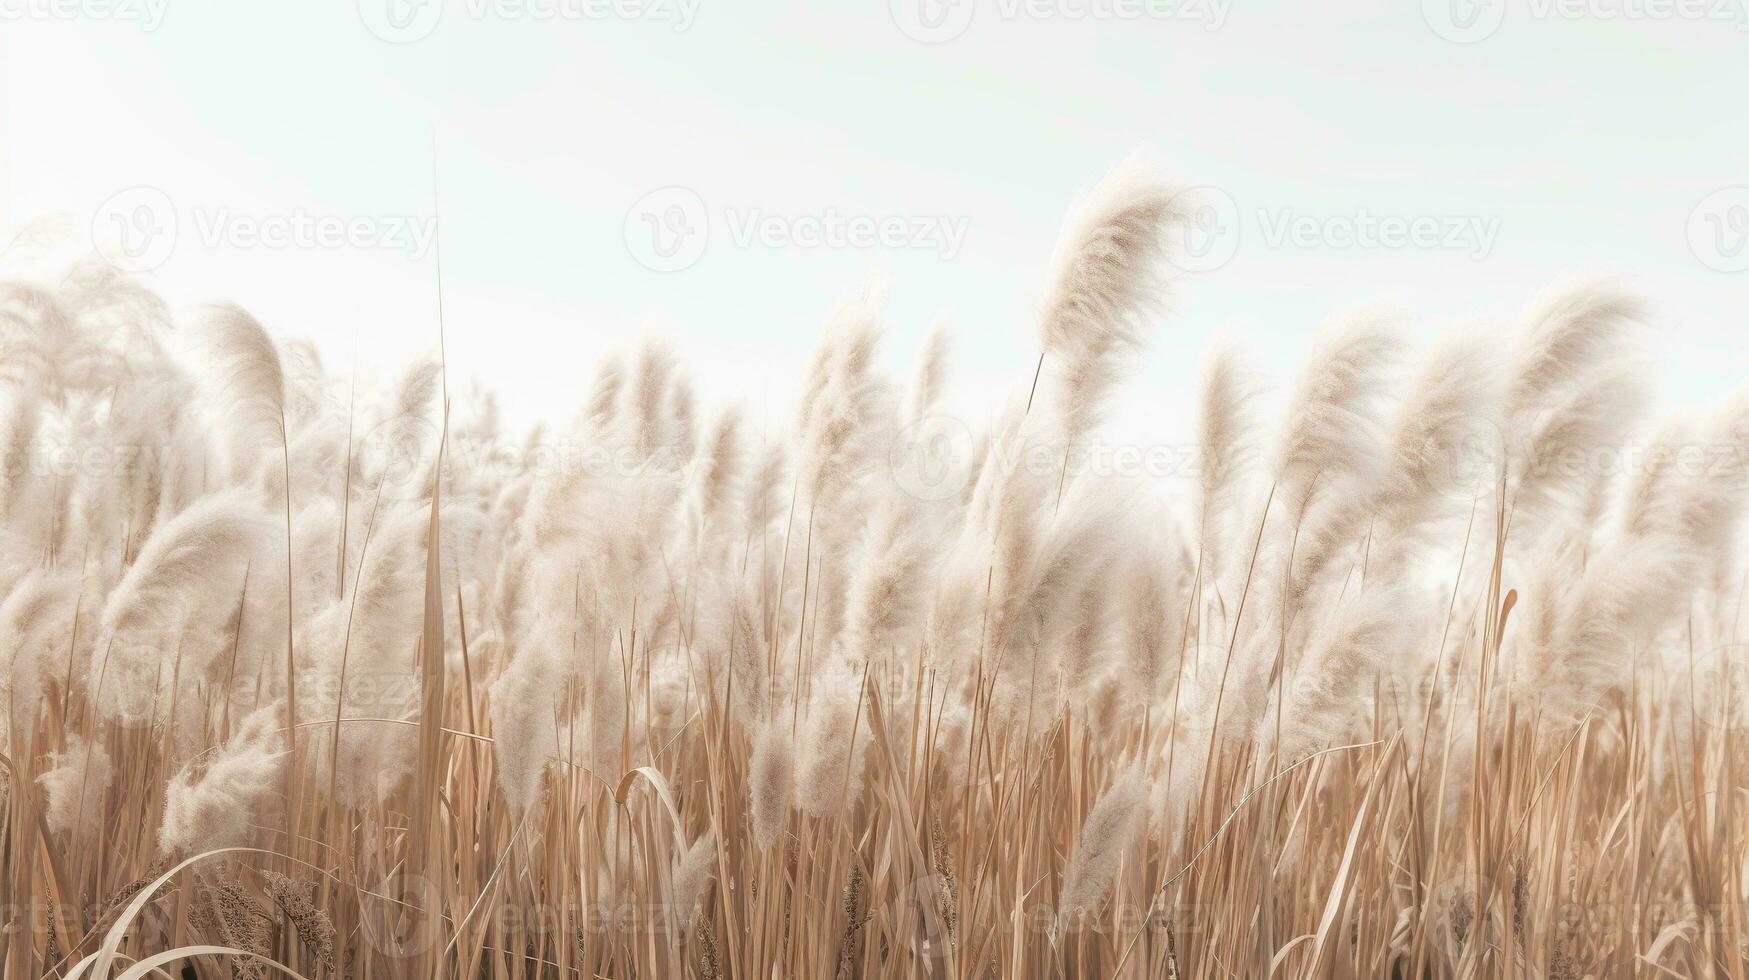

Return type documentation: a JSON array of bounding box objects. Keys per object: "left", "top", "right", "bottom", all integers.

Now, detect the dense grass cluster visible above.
[{"left": 2, "top": 162, "right": 1747, "bottom": 978}]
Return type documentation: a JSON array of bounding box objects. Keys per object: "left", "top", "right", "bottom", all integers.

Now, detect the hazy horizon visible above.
[{"left": 4, "top": 2, "right": 1747, "bottom": 449}]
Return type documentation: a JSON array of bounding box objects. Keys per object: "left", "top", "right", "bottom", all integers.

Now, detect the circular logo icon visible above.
[
  {"left": 1160, "top": 641, "right": 1247, "bottom": 739},
  {"left": 1690, "top": 645, "right": 1749, "bottom": 735},
  {"left": 1422, "top": 0, "right": 1507, "bottom": 43},
  {"left": 357, "top": 0, "right": 443, "bottom": 44},
  {"left": 357, "top": 414, "right": 443, "bottom": 502},
  {"left": 358, "top": 871, "right": 442, "bottom": 958},
  {"left": 91, "top": 186, "right": 177, "bottom": 273},
  {"left": 1425, "top": 868, "right": 1512, "bottom": 966},
  {"left": 1166, "top": 186, "right": 1241, "bottom": 274},
  {"left": 94, "top": 645, "right": 170, "bottom": 725},
  {"left": 1686, "top": 186, "right": 1749, "bottom": 273},
  {"left": 1419, "top": 412, "right": 1504, "bottom": 500},
  {"left": 624, "top": 186, "right": 710, "bottom": 272},
  {"left": 884, "top": 872, "right": 958, "bottom": 959},
  {"left": 888, "top": 414, "right": 977, "bottom": 502},
  {"left": 890, "top": 0, "right": 975, "bottom": 43}
]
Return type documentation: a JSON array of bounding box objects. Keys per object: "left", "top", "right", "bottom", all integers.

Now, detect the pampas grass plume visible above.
[
  {"left": 748, "top": 721, "right": 794, "bottom": 850},
  {"left": 1058, "top": 767, "right": 1147, "bottom": 927},
  {"left": 158, "top": 707, "right": 285, "bottom": 854},
  {"left": 38, "top": 734, "right": 113, "bottom": 838}
]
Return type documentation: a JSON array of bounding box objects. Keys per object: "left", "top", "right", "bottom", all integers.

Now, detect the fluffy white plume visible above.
[
  {"left": 1058, "top": 768, "right": 1148, "bottom": 925},
  {"left": 38, "top": 734, "right": 114, "bottom": 838},
  {"left": 158, "top": 706, "right": 286, "bottom": 854},
  {"left": 670, "top": 829, "right": 718, "bottom": 927},
  {"left": 748, "top": 721, "right": 794, "bottom": 850}
]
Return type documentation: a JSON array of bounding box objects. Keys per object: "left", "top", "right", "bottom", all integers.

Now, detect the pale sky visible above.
[{"left": 2, "top": 1, "right": 1746, "bottom": 457}]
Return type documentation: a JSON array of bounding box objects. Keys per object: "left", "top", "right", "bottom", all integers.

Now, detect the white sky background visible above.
[{"left": 2, "top": 1, "right": 1747, "bottom": 472}]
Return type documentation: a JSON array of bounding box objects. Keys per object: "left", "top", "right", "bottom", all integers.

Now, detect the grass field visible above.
[{"left": 2, "top": 162, "right": 1746, "bottom": 978}]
